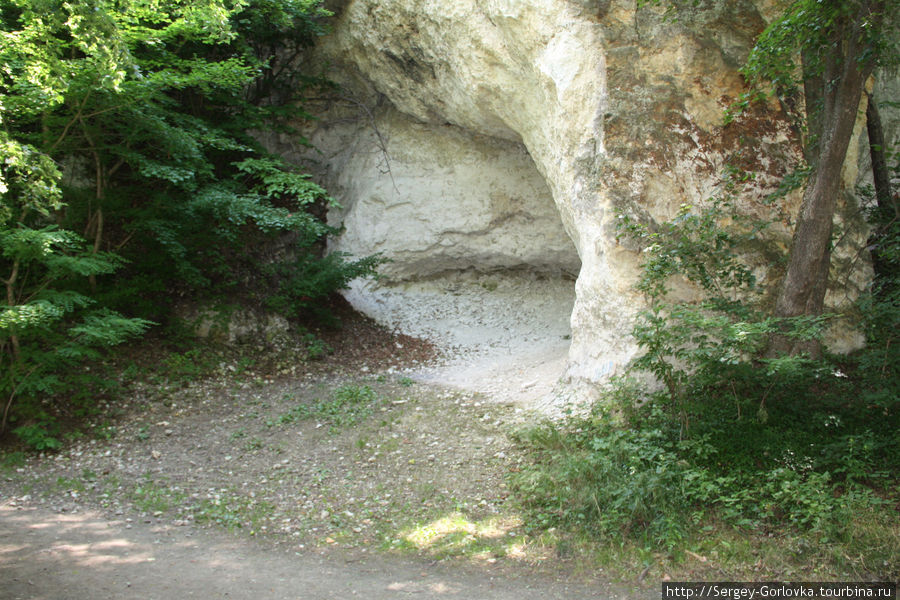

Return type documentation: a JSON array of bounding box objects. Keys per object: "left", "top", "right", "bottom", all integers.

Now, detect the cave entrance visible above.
[{"left": 327, "top": 114, "right": 581, "bottom": 403}]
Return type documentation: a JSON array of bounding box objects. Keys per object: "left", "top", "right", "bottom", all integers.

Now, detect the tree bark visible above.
[
  {"left": 866, "top": 92, "right": 896, "bottom": 218},
  {"left": 866, "top": 91, "right": 899, "bottom": 285},
  {"left": 769, "top": 4, "right": 880, "bottom": 358}
]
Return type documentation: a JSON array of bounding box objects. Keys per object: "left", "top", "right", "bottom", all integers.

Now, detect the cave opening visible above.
[{"left": 321, "top": 113, "right": 581, "bottom": 401}]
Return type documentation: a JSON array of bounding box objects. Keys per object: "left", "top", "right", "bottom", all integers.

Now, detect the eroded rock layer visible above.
[{"left": 271, "top": 0, "right": 888, "bottom": 394}]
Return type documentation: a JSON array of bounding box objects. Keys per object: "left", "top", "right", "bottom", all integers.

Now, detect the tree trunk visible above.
[
  {"left": 866, "top": 92, "right": 896, "bottom": 218},
  {"left": 866, "top": 91, "right": 899, "bottom": 286},
  {"left": 769, "top": 7, "right": 878, "bottom": 358}
]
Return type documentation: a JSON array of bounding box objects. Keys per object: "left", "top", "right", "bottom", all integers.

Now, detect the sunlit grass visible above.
[
  {"left": 385, "top": 503, "right": 900, "bottom": 582},
  {"left": 391, "top": 512, "right": 532, "bottom": 562}
]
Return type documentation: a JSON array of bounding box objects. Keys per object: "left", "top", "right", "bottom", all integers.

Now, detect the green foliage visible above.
[
  {"left": 513, "top": 368, "right": 897, "bottom": 553},
  {"left": 192, "top": 492, "right": 275, "bottom": 531},
  {"left": 513, "top": 169, "right": 900, "bottom": 561},
  {"left": 0, "top": 449, "right": 26, "bottom": 469},
  {"left": 130, "top": 477, "right": 185, "bottom": 514},
  {"left": 614, "top": 177, "right": 829, "bottom": 422},
  {"left": 512, "top": 404, "right": 692, "bottom": 550},
  {"left": 0, "top": 213, "right": 151, "bottom": 446},
  {"left": 275, "top": 384, "right": 379, "bottom": 433},
  {"left": 264, "top": 251, "right": 386, "bottom": 320},
  {"left": 12, "top": 421, "right": 62, "bottom": 451},
  {"left": 300, "top": 332, "right": 331, "bottom": 360},
  {"left": 1, "top": 0, "right": 379, "bottom": 445},
  {"left": 641, "top": 1, "right": 898, "bottom": 126},
  {"left": 743, "top": 0, "right": 898, "bottom": 96},
  {"left": 854, "top": 154, "right": 900, "bottom": 412},
  {"left": 161, "top": 347, "right": 219, "bottom": 382},
  {"left": 1, "top": 0, "right": 340, "bottom": 307}
]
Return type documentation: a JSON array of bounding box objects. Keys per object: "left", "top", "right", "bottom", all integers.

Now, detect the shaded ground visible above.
[
  {"left": 0, "top": 505, "right": 620, "bottom": 600},
  {"left": 0, "top": 305, "right": 651, "bottom": 599}
]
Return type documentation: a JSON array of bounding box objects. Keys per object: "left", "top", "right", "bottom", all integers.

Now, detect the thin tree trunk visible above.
[
  {"left": 769, "top": 9, "right": 877, "bottom": 358},
  {"left": 3, "top": 260, "right": 21, "bottom": 361},
  {"left": 866, "top": 92, "right": 896, "bottom": 217},
  {"left": 866, "top": 90, "right": 898, "bottom": 286},
  {"left": 82, "top": 119, "right": 105, "bottom": 291}
]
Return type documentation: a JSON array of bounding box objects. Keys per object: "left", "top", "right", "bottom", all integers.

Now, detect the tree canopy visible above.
[{"left": 0, "top": 0, "right": 380, "bottom": 445}]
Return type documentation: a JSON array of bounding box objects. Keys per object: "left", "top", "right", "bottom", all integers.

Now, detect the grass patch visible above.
[
  {"left": 273, "top": 384, "right": 380, "bottom": 433},
  {"left": 385, "top": 511, "right": 527, "bottom": 562},
  {"left": 0, "top": 450, "right": 26, "bottom": 470},
  {"left": 130, "top": 477, "right": 185, "bottom": 513},
  {"left": 192, "top": 492, "right": 275, "bottom": 532}
]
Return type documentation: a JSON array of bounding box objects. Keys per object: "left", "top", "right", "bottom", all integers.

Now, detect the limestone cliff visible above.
[{"left": 266, "top": 0, "right": 891, "bottom": 395}]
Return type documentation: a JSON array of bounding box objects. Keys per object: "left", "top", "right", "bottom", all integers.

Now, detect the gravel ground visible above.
[
  {"left": 0, "top": 278, "right": 654, "bottom": 598},
  {"left": 1, "top": 369, "right": 529, "bottom": 557},
  {"left": 344, "top": 271, "right": 576, "bottom": 406}
]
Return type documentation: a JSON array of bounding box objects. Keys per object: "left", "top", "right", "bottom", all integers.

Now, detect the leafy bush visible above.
[
  {"left": 264, "top": 251, "right": 386, "bottom": 321},
  {"left": 1, "top": 0, "right": 380, "bottom": 446},
  {"left": 512, "top": 171, "right": 900, "bottom": 559},
  {"left": 512, "top": 403, "right": 693, "bottom": 550},
  {"left": 615, "top": 184, "right": 831, "bottom": 423},
  {"left": 513, "top": 375, "right": 896, "bottom": 552}
]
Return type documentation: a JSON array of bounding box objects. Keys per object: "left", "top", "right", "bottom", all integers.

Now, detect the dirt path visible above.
[
  {"left": 0, "top": 282, "right": 652, "bottom": 600},
  {"left": 2, "top": 377, "right": 638, "bottom": 600},
  {"left": 1, "top": 505, "right": 624, "bottom": 600}
]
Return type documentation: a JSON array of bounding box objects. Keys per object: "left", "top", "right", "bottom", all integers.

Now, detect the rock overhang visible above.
[{"left": 270, "top": 0, "right": 883, "bottom": 400}]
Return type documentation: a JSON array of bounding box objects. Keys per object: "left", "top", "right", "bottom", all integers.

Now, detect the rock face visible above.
[
  {"left": 306, "top": 107, "right": 580, "bottom": 281},
  {"left": 273, "top": 0, "right": 888, "bottom": 396}
]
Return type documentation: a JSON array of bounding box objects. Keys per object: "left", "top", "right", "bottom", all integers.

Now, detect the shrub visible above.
[
  {"left": 1, "top": 0, "right": 380, "bottom": 446},
  {"left": 512, "top": 169, "right": 899, "bottom": 558}
]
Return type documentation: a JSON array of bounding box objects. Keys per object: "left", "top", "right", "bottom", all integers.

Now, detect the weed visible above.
[
  {"left": 55, "top": 476, "right": 85, "bottom": 493},
  {"left": 312, "top": 467, "right": 331, "bottom": 485},
  {"left": 161, "top": 348, "right": 216, "bottom": 381},
  {"left": 92, "top": 422, "right": 116, "bottom": 440},
  {"left": 120, "top": 361, "right": 141, "bottom": 383},
  {"left": 243, "top": 437, "right": 264, "bottom": 451},
  {"left": 0, "top": 451, "right": 26, "bottom": 469},
  {"left": 193, "top": 492, "right": 274, "bottom": 532},
  {"left": 301, "top": 333, "right": 331, "bottom": 361},
  {"left": 64, "top": 431, "right": 85, "bottom": 442},
  {"left": 272, "top": 384, "right": 380, "bottom": 433},
  {"left": 130, "top": 479, "right": 184, "bottom": 513},
  {"left": 226, "top": 356, "right": 256, "bottom": 378},
  {"left": 13, "top": 422, "right": 62, "bottom": 451}
]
